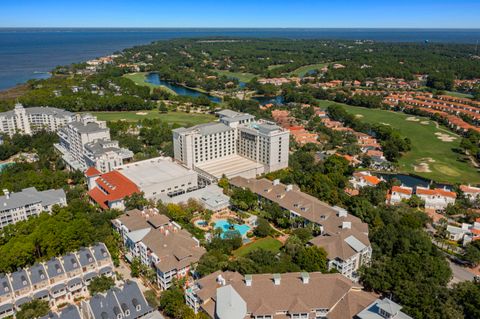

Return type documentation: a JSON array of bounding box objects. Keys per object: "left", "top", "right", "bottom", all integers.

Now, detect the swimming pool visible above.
[
  {"left": 214, "top": 219, "right": 251, "bottom": 238},
  {"left": 194, "top": 219, "right": 208, "bottom": 227}
]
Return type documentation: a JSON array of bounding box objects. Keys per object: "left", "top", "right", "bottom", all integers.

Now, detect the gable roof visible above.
[{"left": 88, "top": 170, "right": 140, "bottom": 209}]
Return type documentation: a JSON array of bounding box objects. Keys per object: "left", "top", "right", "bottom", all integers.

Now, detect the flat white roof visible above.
[
  {"left": 195, "top": 155, "right": 263, "bottom": 179},
  {"left": 116, "top": 157, "right": 197, "bottom": 188}
]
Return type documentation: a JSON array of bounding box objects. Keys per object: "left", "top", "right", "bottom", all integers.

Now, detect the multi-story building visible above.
[
  {"left": 80, "top": 280, "right": 158, "bottom": 319},
  {"left": 185, "top": 271, "right": 382, "bottom": 319},
  {"left": 386, "top": 185, "right": 413, "bottom": 205},
  {"left": 0, "top": 243, "right": 114, "bottom": 319},
  {"left": 173, "top": 110, "right": 289, "bottom": 181},
  {"left": 349, "top": 171, "right": 383, "bottom": 189},
  {"left": 0, "top": 103, "right": 74, "bottom": 137},
  {"left": 460, "top": 185, "right": 480, "bottom": 203},
  {"left": 55, "top": 114, "right": 132, "bottom": 172},
  {"left": 86, "top": 168, "right": 140, "bottom": 210},
  {"left": 415, "top": 186, "right": 456, "bottom": 210},
  {"left": 0, "top": 187, "right": 67, "bottom": 229},
  {"left": 356, "top": 298, "right": 413, "bottom": 319},
  {"left": 230, "top": 177, "right": 371, "bottom": 281},
  {"left": 112, "top": 209, "right": 206, "bottom": 290}
]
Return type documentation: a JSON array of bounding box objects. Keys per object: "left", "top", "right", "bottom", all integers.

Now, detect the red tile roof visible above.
[
  {"left": 392, "top": 186, "right": 412, "bottom": 195},
  {"left": 85, "top": 166, "right": 101, "bottom": 177},
  {"left": 416, "top": 187, "right": 457, "bottom": 198},
  {"left": 460, "top": 185, "right": 480, "bottom": 194},
  {"left": 88, "top": 170, "right": 140, "bottom": 209}
]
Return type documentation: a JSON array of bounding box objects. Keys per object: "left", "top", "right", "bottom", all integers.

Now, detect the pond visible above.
[
  {"left": 214, "top": 219, "right": 251, "bottom": 238},
  {"left": 376, "top": 173, "right": 452, "bottom": 189},
  {"left": 252, "top": 95, "right": 285, "bottom": 105},
  {"left": 146, "top": 73, "right": 221, "bottom": 103}
]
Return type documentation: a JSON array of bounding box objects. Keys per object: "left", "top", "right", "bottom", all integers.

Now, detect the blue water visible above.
[
  {"left": 253, "top": 95, "right": 285, "bottom": 105},
  {"left": 1, "top": 28, "right": 480, "bottom": 90},
  {"left": 0, "top": 162, "right": 13, "bottom": 172},
  {"left": 146, "top": 73, "right": 221, "bottom": 103},
  {"left": 214, "top": 219, "right": 251, "bottom": 238},
  {"left": 376, "top": 173, "right": 452, "bottom": 189}
]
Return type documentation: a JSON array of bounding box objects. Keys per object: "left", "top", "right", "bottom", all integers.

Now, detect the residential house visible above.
[
  {"left": 415, "top": 187, "right": 456, "bottom": 210},
  {"left": 356, "top": 298, "right": 413, "bottom": 319},
  {"left": 386, "top": 186, "right": 413, "bottom": 205}
]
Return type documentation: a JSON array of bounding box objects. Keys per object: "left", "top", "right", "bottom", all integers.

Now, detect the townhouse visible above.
[
  {"left": 446, "top": 219, "right": 480, "bottom": 245},
  {"left": 112, "top": 209, "right": 206, "bottom": 290},
  {"left": 460, "top": 184, "right": 480, "bottom": 203},
  {"left": 386, "top": 186, "right": 413, "bottom": 205},
  {"left": 0, "top": 243, "right": 114, "bottom": 319},
  {"left": 185, "top": 271, "right": 409, "bottom": 319},
  {"left": 415, "top": 186, "right": 456, "bottom": 210},
  {"left": 229, "top": 177, "right": 371, "bottom": 281},
  {"left": 0, "top": 187, "right": 67, "bottom": 229},
  {"left": 0, "top": 103, "right": 74, "bottom": 137}
]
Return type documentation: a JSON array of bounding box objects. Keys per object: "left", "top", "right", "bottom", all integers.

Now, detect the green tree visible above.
[
  {"left": 88, "top": 275, "right": 115, "bottom": 295},
  {"left": 253, "top": 217, "right": 274, "bottom": 238},
  {"left": 16, "top": 300, "right": 49, "bottom": 319},
  {"left": 124, "top": 192, "right": 148, "bottom": 210},
  {"left": 144, "top": 290, "right": 160, "bottom": 309},
  {"left": 294, "top": 246, "right": 328, "bottom": 272},
  {"left": 130, "top": 257, "right": 141, "bottom": 277}
]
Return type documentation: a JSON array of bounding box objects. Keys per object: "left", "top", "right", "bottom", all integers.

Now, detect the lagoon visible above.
[{"left": 145, "top": 73, "right": 221, "bottom": 103}]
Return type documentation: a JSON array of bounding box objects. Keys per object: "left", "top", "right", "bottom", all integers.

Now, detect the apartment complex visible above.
[
  {"left": 0, "top": 103, "right": 74, "bottom": 137},
  {"left": 0, "top": 243, "right": 114, "bottom": 319},
  {"left": 185, "top": 271, "right": 380, "bottom": 319},
  {"left": 173, "top": 110, "right": 289, "bottom": 181},
  {"left": 386, "top": 186, "right": 414, "bottom": 205},
  {"left": 416, "top": 186, "right": 456, "bottom": 210},
  {"left": 112, "top": 209, "right": 206, "bottom": 290},
  {"left": 55, "top": 114, "right": 133, "bottom": 172},
  {"left": 230, "top": 177, "right": 371, "bottom": 280},
  {"left": 0, "top": 187, "right": 67, "bottom": 229}
]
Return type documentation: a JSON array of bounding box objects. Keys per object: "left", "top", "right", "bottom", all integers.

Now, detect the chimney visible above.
[
  {"left": 273, "top": 273, "right": 281, "bottom": 285},
  {"left": 217, "top": 274, "right": 226, "bottom": 286},
  {"left": 3, "top": 189, "right": 9, "bottom": 199},
  {"left": 245, "top": 274, "right": 252, "bottom": 287},
  {"left": 342, "top": 222, "right": 352, "bottom": 229},
  {"left": 273, "top": 179, "right": 280, "bottom": 186},
  {"left": 165, "top": 230, "right": 169, "bottom": 236},
  {"left": 301, "top": 272, "right": 310, "bottom": 284},
  {"left": 286, "top": 185, "right": 293, "bottom": 192},
  {"left": 334, "top": 206, "right": 348, "bottom": 218}
]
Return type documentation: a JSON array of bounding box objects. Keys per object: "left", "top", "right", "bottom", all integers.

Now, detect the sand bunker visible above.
[
  {"left": 135, "top": 112, "right": 148, "bottom": 115},
  {"left": 355, "top": 114, "right": 364, "bottom": 118},
  {"left": 406, "top": 116, "right": 420, "bottom": 122},
  {"left": 380, "top": 122, "right": 391, "bottom": 126},
  {"left": 420, "top": 121, "right": 430, "bottom": 125},
  {"left": 414, "top": 162, "right": 432, "bottom": 173},
  {"left": 434, "top": 132, "right": 457, "bottom": 142}
]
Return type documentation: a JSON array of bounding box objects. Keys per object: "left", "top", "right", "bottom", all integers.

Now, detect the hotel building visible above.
[{"left": 173, "top": 110, "right": 289, "bottom": 181}]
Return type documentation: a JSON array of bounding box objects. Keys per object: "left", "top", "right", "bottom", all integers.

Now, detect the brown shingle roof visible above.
[{"left": 194, "top": 271, "right": 377, "bottom": 318}]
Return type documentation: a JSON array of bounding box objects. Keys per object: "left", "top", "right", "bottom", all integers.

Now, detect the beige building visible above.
[
  {"left": 173, "top": 110, "right": 289, "bottom": 182},
  {"left": 230, "top": 177, "right": 371, "bottom": 281},
  {"left": 55, "top": 114, "right": 132, "bottom": 172},
  {"left": 0, "top": 103, "right": 74, "bottom": 137},
  {"left": 185, "top": 271, "right": 378, "bottom": 319},
  {"left": 112, "top": 209, "right": 206, "bottom": 290}
]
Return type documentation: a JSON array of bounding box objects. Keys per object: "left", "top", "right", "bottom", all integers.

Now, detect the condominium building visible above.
[
  {"left": 0, "top": 187, "right": 67, "bottom": 229},
  {"left": 460, "top": 184, "right": 480, "bottom": 203},
  {"left": 55, "top": 114, "right": 132, "bottom": 172},
  {"left": 0, "top": 103, "right": 74, "bottom": 137},
  {"left": 185, "top": 271, "right": 380, "bottom": 319},
  {"left": 0, "top": 243, "right": 114, "bottom": 319},
  {"left": 415, "top": 186, "right": 456, "bottom": 210},
  {"left": 173, "top": 110, "right": 289, "bottom": 181},
  {"left": 112, "top": 209, "right": 206, "bottom": 290},
  {"left": 230, "top": 177, "right": 371, "bottom": 281}
]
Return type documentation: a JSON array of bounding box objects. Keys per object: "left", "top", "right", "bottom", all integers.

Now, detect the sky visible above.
[{"left": 1, "top": 0, "right": 480, "bottom": 28}]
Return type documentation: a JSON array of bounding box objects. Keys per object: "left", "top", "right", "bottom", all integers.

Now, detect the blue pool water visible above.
[
  {"left": 0, "top": 162, "right": 13, "bottom": 172},
  {"left": 214, "top": 219, "right": 251, "bottom": 238}
]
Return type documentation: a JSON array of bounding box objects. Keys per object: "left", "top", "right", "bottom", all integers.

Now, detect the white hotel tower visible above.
[{"left": 173, "top": 110, "right": 289, "bottom": 181}]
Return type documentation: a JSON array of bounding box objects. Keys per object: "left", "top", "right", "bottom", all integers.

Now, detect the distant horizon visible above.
[
  {"left": 2, "top": 1, "right": 480, "bottom": 29},
  {"left": 1, "top": 27, "right": 480, "bottom": 30}
]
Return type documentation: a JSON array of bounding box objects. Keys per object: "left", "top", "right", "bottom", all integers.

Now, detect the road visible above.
[{"left": 448, "top": 260, "right": 475, "bottom": 287}]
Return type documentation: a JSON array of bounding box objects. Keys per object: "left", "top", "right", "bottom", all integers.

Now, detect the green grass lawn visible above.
[
  {"left": 321, "top": 102, "right": 480, "bottom": 184},
  {"left": 88, "top": 110, "right": 215, "bottom": 126},
  {"left": 214, "top": 70, "right": 256, "bottom": 82},
  {"left": 443, "top": 91, "right": 474, "bottom": 99},
  {"left": 289, "top": 63, "right": 328, "bottom": 77},
  {"left": 123, "top": 72, "right": 176, "bottom": 95},
  {"left": 267, "top": 64, "right": 285, "bottom": 70},
  {"left": 233, "top": 236, "right": 283, "bottom": 257}
]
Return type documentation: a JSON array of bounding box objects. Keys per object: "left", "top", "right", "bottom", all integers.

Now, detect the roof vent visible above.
[
  {"left": 301, "top": 272, "right": 310, "bottom": 284},
  {"left": 286, "top": 185, "right": 293, "bottom": 192},
  {"left": 273, "top": 273, "right": 281, "bottom": 285},
  {"left": 342, "top": 222, "right": 352, "bottom": 229},
  {"left": 245, "top": 274, "right": 252, "bottom": 287},
  {"left": 273, "top": 179, "right": 280, "bottom": 186}
]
